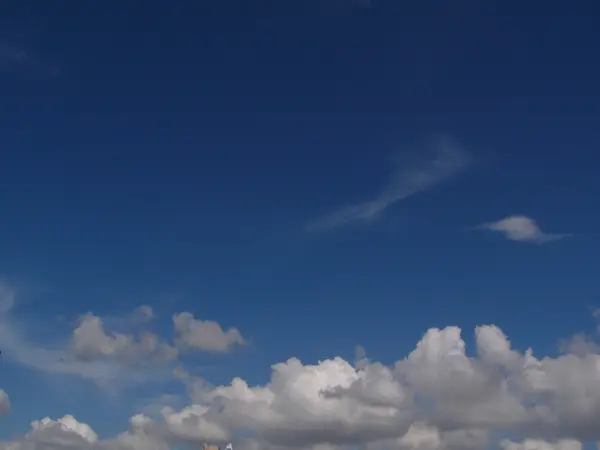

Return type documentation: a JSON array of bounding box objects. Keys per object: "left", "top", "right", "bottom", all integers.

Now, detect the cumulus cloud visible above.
[
  {"left": 307, "top": 136, "right": 470, "bottom": 231},
  {"left": 0, "top": 283, "right": 245, "bottom": 386},
  {"left": 119, "top": 324, "right": 600, "bottom": 450},
  {"left": 478, "top": 215, "right": 571, "bottom": 244},
  {"left": 0, "top": 307, "right": 177, "bottom": 387},
  {"left": 71, "top": 312, "right": 178, "bottom": 366},
  {"left": 0, "top": 414, "right": 169, "bottom": 450},
  {"left": 6, "top": 321, "right": 600, "bottom": 450},
  {"left": 4, "top": 283, "right": 600, "bottom": 450},
  {"left": 173, "top": 312, "right": 246, "bottom": 353}
]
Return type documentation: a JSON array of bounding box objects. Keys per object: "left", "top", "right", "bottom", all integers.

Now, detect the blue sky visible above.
[{"left": 1, "top": 1, "right": 600, "bottom": 450}]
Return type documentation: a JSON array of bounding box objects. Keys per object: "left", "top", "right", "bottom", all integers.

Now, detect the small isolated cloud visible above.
[
  {"left": 478, "top": 215, "right": 571, "bottom": 244},
  {"left": 307, "top": 136, "right": 470, "bottom": 231}
]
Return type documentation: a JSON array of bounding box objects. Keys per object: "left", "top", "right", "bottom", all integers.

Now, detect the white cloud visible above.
[
  {"left": 0, "top": 414, "right": 169, "bottom": 450},
  {"left": 125, "top": 323, "right": 600, "bottom": 449},
  {"left": 478, "top": 215, "right": 570, "bottom": 244},
  {"left": 6, "top": 321, "right": 600, "bottom": 449},
  {"left": 307, "top": 136, "right": 470, "bottom": 231},
  {"left": 4, "top": 288, "right": 600, "bottom": 449},
  {"left": 0, "top": 284, "right": 245, "bottom": 387},
  {"left": 173, "top": 312, "right": 246, "bottom": 353},
  {"left": 71, "top": 312, "right": 178, "bottom": 366},
  {"left": 161, "top": 404, "right": 231, "bottom": 443},
  {"left": 30, "top": 415, "right": 99, "bottom": 444},
  {"left": 0, "top": 308, "right": 177, "bottom": 387}
]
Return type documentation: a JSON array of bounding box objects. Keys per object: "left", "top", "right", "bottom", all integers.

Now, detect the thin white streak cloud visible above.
[{"left": 307, "top": 137, "right": 470, "bottom": 231}]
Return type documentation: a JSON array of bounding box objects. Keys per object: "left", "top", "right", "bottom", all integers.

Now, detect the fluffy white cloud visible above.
[
  {"left": 479, "top": 215, "right": 570, "bottom": 244},
  {"left": 4, "top": 317, "right": 600, "bottom": 450},
  {"left": 0, "top": 414, "right": 169, "bottom": 450},
  {"left": 113, "top": 323, "right": 600, "bottom": 449},
  {"left": 71, "top": 312, "right": 178, "bottom": 366},
  {"left": 161, "top": 405, "right": 231, "bottom": 443},
  {"left": 0, "top": 286, "right": 244, "bottom": 386},
  {"left": 0, "top": 415, "right": 98, "bottom": 450},
  {"left": 0, "top": 304, "right": 180, "bottom": 387},
  {"left": 173, "top": 312, "right": 246, "bottom": 353}
]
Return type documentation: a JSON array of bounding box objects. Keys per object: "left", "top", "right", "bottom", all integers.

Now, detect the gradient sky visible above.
[{"left": 1, "top": 1, "right": 599, "bottom": 448}]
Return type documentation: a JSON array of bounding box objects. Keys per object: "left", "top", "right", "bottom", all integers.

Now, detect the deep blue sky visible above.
[{"left": 1, "top": 0, "right": 600, "bottom": 439}]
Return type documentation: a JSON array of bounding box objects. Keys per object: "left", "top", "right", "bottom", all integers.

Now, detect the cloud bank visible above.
[
  {"left": 3, "top": 305, "right": 600, "bottom": 450},
  {"left": 478, "top": 215, "right": 571, "bottom": 244},
  {"left": 307, "top": 137, "right": 470, "bottom": 231}
]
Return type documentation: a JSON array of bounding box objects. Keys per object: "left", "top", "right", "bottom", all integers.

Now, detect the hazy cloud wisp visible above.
[{"left": 307, "top": 137, "right": 470, "bottom": 231}]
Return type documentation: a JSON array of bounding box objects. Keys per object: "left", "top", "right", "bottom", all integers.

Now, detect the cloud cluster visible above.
[
  {"left": 4, "top": 320, "right": 600, "bottom": 450},
  {"left": 0, "top": 288, "right": 247, "bottom": 387},
  {"left": 1, "top": 281, "right": 598, "bottom": 450},
  {"left": 0, "top": 414, "right": 169, "bottom": 450}
]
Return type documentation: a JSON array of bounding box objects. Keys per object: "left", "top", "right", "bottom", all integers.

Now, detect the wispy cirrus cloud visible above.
[
  {"left": 306, "top": 137, "right": 470, "bottom": 232},
  {"left": 478, "top": 215, "right": 572, "bottom": 244}
]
